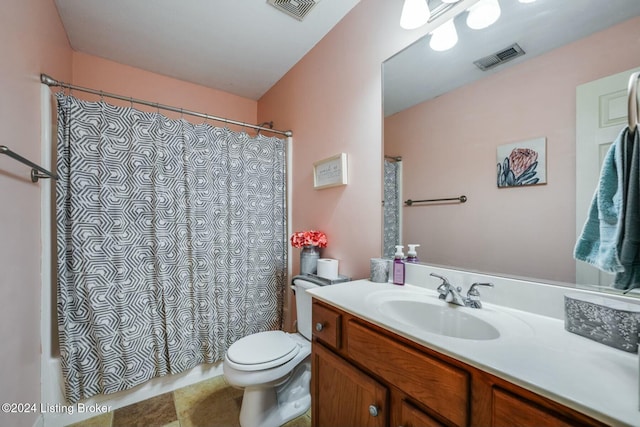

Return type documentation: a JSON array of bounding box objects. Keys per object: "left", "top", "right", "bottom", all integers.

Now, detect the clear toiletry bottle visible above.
[
  {"left": 393, "top": 245, "right": 405, "bottom": 286},
  {"left": 406, "top": 244, "right": 420, "bottom": 263}
]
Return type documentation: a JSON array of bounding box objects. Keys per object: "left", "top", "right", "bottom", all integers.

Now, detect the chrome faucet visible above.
[
  {"left": 430, "top": 274, "right": 493, "bottom": 308},
  {"left": 431, "top": 273, "right": 466, "bottom": 306}
]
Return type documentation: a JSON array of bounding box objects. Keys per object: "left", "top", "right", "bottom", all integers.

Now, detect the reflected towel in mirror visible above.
[{"left": 574, "top": 127, "right": 640, "bottom": 291}]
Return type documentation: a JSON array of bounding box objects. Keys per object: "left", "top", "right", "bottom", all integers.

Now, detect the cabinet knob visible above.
[
  {"left": 315, "top": 322, "right": 324, "bottom": 332},
  {"left": 368, "top": 404, "right": 379, "bottom": 417}
]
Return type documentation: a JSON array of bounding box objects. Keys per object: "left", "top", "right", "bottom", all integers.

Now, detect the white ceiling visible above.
[
  {"left": 54, "top": 0, "right": 361, "bottom": 100},
  {"left": 384, "top": 0, "right": 640, "bottom": 116}
]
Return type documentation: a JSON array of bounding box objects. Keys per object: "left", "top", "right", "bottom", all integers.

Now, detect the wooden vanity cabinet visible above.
[
  {"left": 311, "top": 299, "right": 606, "bottom": 427},
  {"left": 313, "top": 341, "right": 388, "bottom": 427}
]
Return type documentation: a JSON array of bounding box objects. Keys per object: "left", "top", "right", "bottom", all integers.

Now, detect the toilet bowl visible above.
[{"left": 223, "top": 278, "right": 318, "bottom": 427}]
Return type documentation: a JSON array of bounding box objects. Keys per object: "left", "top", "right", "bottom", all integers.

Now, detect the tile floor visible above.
[{"left": 67, "top": 375, "right": 311, "bottom": 427}]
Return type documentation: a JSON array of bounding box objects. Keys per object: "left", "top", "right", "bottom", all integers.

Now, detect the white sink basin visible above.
[
  {"left": 366, "top": 289, "right": 532, "bottom": 341},
  {"left": 380, "top": 299, "right": 500, "bottom": 340}
]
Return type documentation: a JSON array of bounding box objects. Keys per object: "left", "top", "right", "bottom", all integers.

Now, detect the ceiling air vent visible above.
[
  {"left": 267, "top": 0, "right": 320, "bottom": 21},
  {"left": 473, "top": 43, "right": 526, "bottom": 71}
]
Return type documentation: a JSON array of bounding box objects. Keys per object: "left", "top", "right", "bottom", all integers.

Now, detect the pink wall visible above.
[
  {"left": 71, "top": 52, "right": 258, "bottom": 130},
  {"left": 2, "top": 4, "right": 259, "bottom": 423},
  {"left": 258, "top": 0, "right": 434, "bottom": 282},
  {"left": 385, "top": 17, "right": 640, "bottom": 283},
  {"left": 0, "top": 0, "right": 455, "bottom": 417},
  {"left": 0, "top": 1, "right": 72, "bottom": 426}
]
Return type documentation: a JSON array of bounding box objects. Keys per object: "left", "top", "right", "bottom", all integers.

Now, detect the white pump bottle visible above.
[{"left": 406, "top": 244, "right": 420, "bottom": 263}]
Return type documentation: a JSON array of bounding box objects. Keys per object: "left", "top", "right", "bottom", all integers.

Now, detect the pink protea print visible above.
[
  {"left": 509, "top": 148, "right": 538, "bottom": 178},
  {"left": 497, "top": 147, "right": 541, "bottom": 187}
]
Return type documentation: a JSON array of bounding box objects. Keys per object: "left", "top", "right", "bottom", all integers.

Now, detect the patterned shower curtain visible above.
[
  {"left": 383, "top": 159, "right": 401, "bottom": 258},
  {"left": 55, "top": 93, "right": 287, "bottom": 403}
]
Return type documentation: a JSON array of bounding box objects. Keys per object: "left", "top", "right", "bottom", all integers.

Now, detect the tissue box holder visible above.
[{"left": 564, "top": 293, "right": 640, "bottom": 353}]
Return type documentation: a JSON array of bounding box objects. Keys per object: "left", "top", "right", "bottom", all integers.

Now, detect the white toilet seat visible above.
[
  {"left": 223, "top": 278, "right": 318, "bottom": 427},
  {"left": 226, "top": 330, "right": 300, "bottom": 371}
]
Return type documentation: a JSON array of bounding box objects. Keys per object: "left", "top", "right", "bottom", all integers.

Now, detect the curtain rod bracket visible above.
[
  {"left": 31, "top": 169, "right": 51, "bottom": 183},
  {"left": 41, "top": 74, "right": 59, "bottom": 87}
]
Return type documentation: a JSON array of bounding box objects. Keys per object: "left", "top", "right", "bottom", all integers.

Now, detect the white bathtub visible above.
[{"left": 38, "top": 355, "right": 223, "bottom": 427}]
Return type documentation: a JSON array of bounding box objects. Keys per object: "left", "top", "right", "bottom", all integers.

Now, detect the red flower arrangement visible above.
[{"left": 290, "top": 230, "right": 328, "bottom": 248}]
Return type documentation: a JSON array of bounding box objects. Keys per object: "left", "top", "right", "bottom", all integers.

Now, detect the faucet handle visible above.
[
  {"left": 468, "top": 282, "right": 494, "bottom": 296},
  {"left": 430, "top": 273, "right": 450, "bottom": 285},
  {"left": 465, "top": 282, "right": 493, "bottom": 309},
  {"left": 430, "top": 273, "right": 451, "bottom": 299}
]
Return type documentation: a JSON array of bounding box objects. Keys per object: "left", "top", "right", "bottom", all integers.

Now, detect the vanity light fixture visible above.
[
  {"left": 401, "top": 0, "right": 504, "bottom": 52},
  {"left": 400, "top": 0, "right": 431, "bottom": 30},
  {"left": 429, "top": 18, "right": 458, "bottom": 51},
  {"left": 466, "top": 0, "right": 501, "bottom": 30}
]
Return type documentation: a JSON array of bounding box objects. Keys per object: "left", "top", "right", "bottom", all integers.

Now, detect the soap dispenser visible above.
[
  {"left": 392, "top": 245, "right": 405, "bottom": 286},
  {"left": 406, "top": 244, "right": 420, "bottom": 263}
]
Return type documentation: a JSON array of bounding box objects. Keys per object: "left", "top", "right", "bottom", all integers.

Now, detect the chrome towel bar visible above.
[
  {"left": 0, "top": 145, "right": 58, "bottom": 182},
  {"left": 405, "top": 195, "right": 467, "bottom": 206}
]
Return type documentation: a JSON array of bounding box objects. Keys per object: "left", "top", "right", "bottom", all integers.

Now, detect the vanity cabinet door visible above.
[
  {"left": 491, "top": 387, "right": 579, "bottom": 427},
  {"left": 399, "top": 399, "right": 446, "bottom": 427},
  {"left": 312, "top": 342, "right": 388, "bottom": 427}
]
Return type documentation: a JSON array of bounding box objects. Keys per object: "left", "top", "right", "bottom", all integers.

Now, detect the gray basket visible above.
[{"left": 564, "top": 293, "right": 640, "bottom": 353}]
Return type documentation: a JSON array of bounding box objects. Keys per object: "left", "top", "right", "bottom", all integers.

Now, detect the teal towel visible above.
[
  {"left": 574, "top": 127, "right": 640, "bottom": 290},
  {"left": 574, "top": 129, "right": 626, "bottom": 273}
]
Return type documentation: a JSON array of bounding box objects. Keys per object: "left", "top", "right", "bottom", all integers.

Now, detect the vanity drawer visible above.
[
  {"left": 491, "top": 387, "right": 576, "bottom": 427},
  {"left": 312, "top": 301, "right": 342, "bottom": 349},
  {"left": 347, "top": 320, "right": 469, "bottom": 426}
]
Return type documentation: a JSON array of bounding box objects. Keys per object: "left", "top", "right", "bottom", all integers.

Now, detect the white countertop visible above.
[{"left": 307, "top": 279, "right": 640, "bottom": 427}]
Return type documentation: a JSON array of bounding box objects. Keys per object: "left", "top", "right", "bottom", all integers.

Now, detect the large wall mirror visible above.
[{"left": 382, "top": 0, "right": 640, "bottom": 294}]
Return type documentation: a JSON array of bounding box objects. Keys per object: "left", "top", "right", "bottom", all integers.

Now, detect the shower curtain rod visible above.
[{"left": 40, "top": 74, "right": 293, "bottom": 138}]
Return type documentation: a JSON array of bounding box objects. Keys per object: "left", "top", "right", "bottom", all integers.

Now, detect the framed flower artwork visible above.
[{"left": 496, "top": 137, "right": 547, "bottom": 188}]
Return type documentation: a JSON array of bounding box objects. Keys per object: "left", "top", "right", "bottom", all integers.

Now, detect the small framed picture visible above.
[
  {"left": 497, "top": 137, "right": 547, "bottom": 188},
  {"left": 313, "top": 153, "right": 348, "bottom": 189}
]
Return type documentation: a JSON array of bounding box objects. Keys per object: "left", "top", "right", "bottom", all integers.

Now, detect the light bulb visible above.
[
  {"left": 518, "top": 0, "right": 536, "bottom": 3},
  {"left": 429, "top": 19, "right": 458, "bottom": 51},
  {"left": 440, "top": 0, "right": 461, "bottom": 3},
  {"left": 400, "top": 0, "right": 431, "bottom": 30},
  {"left": 466, "top": 0, "right": 501, "bottom": 30}
]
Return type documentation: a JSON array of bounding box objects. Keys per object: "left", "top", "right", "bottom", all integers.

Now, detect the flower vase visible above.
[{"left": 300, "top": 245, "right": 320, "bottom": 275}]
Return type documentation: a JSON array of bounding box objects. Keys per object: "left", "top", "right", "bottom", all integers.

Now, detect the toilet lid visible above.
[{"left": 227, "top": 331, "right": 299, "bottom": 371}]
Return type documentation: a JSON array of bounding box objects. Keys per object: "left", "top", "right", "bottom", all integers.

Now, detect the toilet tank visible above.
[{"left": 293, "top": 279, "right": 319, "bottom": 340}]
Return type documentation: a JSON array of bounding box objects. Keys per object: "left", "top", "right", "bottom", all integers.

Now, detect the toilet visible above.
[{"left": 223, "top": 278, "right": 318, "bottom": 427}]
